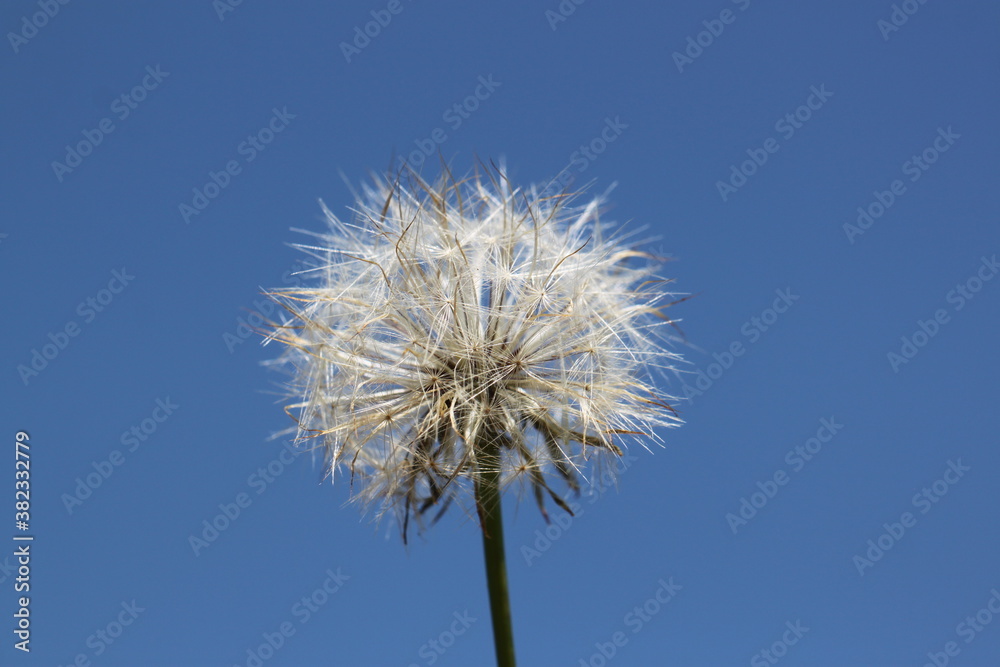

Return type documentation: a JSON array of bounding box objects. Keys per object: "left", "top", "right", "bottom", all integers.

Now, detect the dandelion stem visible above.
[{"left": 476, "top": 434, "right": 517, "bottom": 667}]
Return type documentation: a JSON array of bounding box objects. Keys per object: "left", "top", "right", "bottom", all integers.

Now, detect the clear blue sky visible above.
[{"left": 3, "top": 1, "right": 999, "bottom": 665}]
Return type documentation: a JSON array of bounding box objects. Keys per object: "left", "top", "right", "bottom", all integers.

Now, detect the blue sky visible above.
[{"left": 3, "top": 1, "right": 999, "bottom": 665}]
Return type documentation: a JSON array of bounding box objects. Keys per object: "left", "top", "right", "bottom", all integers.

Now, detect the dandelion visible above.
[{"left": 264, "top": 162, "right": 685, "bottom": 666}]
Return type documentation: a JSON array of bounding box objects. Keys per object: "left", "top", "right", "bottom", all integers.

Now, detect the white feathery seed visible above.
[{"left": 265, "top": 164, "right": 685, "bottom": 539}]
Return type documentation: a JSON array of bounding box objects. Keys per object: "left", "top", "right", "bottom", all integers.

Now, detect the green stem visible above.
[{"left": 476, "top": 440, "right": 517, "bottom": 667}]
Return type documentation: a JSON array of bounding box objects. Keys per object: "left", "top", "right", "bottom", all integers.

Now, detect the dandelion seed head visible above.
[{"left": 266, "top": 164, "right": 685, "bottom": 538}]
